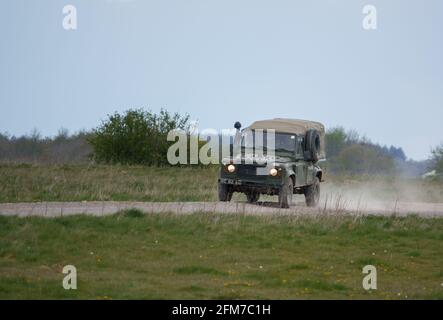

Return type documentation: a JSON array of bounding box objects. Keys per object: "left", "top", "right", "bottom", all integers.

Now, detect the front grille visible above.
[{"left": 237, "top": 164, "right": 257, "bottom": 176}]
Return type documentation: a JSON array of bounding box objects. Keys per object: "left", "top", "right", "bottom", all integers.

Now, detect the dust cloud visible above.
[{"left": 318, "top": 177, "right": 443, "bottom": 215}]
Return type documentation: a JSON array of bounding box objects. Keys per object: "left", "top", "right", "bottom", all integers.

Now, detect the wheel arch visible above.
[
  {"left": 285, "top": 168, "right": 296, "bottom": 185},
  {"left": 315, "top": 169, "right": 323, "bottom": 182}
]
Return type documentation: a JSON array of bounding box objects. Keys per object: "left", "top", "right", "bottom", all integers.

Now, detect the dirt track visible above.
[{"left": 0, "top": 200, "right": 442, "bottom": 217}]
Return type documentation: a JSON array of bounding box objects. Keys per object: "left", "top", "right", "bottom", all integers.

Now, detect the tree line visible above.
[
  {"left": 0, "top": 109, "right": 441, "bottom": 177},
  {"left": 0, "top": 129, "right": 92, "bottom": 164},
  {"left": 323, "top": 126, "right": 424, "bottom": 176}
]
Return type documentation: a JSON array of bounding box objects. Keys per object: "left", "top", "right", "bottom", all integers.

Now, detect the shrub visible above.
[{"left": 88, "top": 109, "right": 190, "bottom": 165}]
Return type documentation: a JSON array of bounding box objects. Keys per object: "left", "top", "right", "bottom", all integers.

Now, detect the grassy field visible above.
[
  {"left": 0, "top": 211, "right": 442, "bottom": 299},
  {"left": 1, "top": 164, "right": 442, "bottom": 203},
  {"left": 0, "top": 164, "right": 442, "bottom": 299},
  {"left": 0, "top": 164, "right": 219, "bottom": 203}
]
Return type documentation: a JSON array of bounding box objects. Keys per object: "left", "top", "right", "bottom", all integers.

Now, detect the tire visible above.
[
  {"left": 278, "top": 178, "right": 294, "bottom": 208},
  {"left": 305, "top": 129, "right": 321, "bottom": 163},
  {"left": 218, "top": 183, "right": 233, "bottom": 201},
  {"left": 246, "top": 191, "right": 260, "bottom": 203},
  {"left": 304, "top": 177, "right": 320, "bottom": 207}
]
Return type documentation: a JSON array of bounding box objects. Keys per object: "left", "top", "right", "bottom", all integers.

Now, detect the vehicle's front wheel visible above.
[
  {"left": 246, "top": 191, "right": 260, "bottom": 203},
  {"left": 218, "top": 183, "right": 233, "bottom": 201},
  {"left": 304, "top": 177, "right": 320, "bottom": 207},
  {"left": 278, "top": 178, "right": 293, "bottom": 208}
]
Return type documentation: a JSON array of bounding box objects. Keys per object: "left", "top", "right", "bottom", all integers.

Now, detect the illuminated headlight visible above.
[
  {"left": 269, "top": 168, "right": 278, "bottom": 176},
  {"left": 227, "top": 164, "right": 236, "bottom": 173}
]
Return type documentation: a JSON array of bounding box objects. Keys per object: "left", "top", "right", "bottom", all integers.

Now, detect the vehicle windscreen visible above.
[{"left": 241, "top": 130, "right": 296, "bottom": 153}]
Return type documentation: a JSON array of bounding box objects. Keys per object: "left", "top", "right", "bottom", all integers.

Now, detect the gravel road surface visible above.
[{"left": 0, "top": 200, "right": 442, "bottom": 217}]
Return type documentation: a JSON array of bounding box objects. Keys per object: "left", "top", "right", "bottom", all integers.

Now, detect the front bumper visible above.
[{"left": 218, "top": 176, "right": 282, "bottom": 195}]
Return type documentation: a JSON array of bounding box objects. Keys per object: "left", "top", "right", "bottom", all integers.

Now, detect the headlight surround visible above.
[
  {"left": 269, "top": 168, "right": 278, "bottom": 176},
  {"left": 227, "top": 164, "right": 236, "bottom": 173}
]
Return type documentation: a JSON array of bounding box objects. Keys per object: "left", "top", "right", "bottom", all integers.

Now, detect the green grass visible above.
[
  {"left": 1, "top": 164, "right": 443, "bottom": 203},
  {"left": 0, "top": 164, "right": 219, "bottom": 202},
  {"left": 0, "top": 212, "right": 442, "bottom": 299}
]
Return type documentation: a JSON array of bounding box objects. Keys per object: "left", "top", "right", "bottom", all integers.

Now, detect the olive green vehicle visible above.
[{"left": 218, "top": 118, "right": 325, "bottom": 208}]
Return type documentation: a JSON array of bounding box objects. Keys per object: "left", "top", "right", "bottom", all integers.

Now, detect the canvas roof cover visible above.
[
  {"left": 245, "top": 118, "right": 326, "bottom": 159},
  {"left": 246, "top": 118, "right": 325, "bottom": 135}
]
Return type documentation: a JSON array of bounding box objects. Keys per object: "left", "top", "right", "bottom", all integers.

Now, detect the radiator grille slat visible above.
[{"left": 237, "top": 165, "right": 257, "bottom": 175}]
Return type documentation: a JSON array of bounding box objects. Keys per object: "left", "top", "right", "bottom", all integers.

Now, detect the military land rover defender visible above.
[{"left": 218, "top": 118, "right": 325, "bottom": 208}]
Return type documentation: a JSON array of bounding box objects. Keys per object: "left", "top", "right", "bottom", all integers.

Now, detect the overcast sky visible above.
[{"left": 1, "top": 0, "right": 442, "bottom": 160}]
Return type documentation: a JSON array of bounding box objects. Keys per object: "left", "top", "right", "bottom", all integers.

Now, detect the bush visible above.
[{"left": 88, "top": 109, "right": 190, "bottom": 165}]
